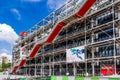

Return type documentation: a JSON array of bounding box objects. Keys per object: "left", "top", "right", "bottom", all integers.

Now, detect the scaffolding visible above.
[{"left": 12, "top": 0, "right": 120, "bottom": 77}]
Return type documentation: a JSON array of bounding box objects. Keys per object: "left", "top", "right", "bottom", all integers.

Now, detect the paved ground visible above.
[
  {"left": 0, "top": 72, "right": 25, "bottom": 80},
  {"left": 0, "top": 72, "right": 120, "bottom": 80}
]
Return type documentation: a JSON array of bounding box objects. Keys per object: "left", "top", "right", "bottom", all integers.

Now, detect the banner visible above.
[
  {"left": 20, "top": 47, "right": 25, "bottom": 59},
  {"left": 66, "top": 46, "right": 85, "bottom": 63},
  {"left": 101, "top": 66, "right": 118, "bottom": 75}
]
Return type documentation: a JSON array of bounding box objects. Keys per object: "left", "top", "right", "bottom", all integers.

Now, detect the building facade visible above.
[
  {"left": 0, "top": 54, "right": 12, "bottom": 64},
  {"left": 12, "top": 0, "right": 120, "bottom": 77}
]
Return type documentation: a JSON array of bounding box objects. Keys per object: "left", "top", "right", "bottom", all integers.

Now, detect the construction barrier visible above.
[
  {"left": 36, "top": 77, "right": 41, "bottom": 80},
  {"left": 109, "top": 78, "right": 120, "bottom": 80},
  {"left": 45, "top": 76, "right": 120, "bottom": 80},
  {"left": 91, "top": 77, "right": 99, "bottom": 80},
  {"left": 76, "top": 77, "right": 84, "bottom": 80},
  {"left": 62, "top": 76, "right": 68, "bottom": 80},
  {"left": 19, "top": 78, "right": 27, "bottom": 80},
  {"left": 46, "top": 76, "right": 57, "bottom": 80},
  {"left": 17, "top": 76, "right": 120, "bottom": 80}
]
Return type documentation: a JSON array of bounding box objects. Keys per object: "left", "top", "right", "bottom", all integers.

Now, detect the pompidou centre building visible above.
[{"left": 12, "top": 0, "right": 120, "bottom": 78}]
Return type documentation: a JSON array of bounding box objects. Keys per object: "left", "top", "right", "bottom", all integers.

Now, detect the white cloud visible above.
[
  {"left": 0, "top": 49, "right": 9, "bottom": 53},
  {"left": 11, "top": 8, "right": 21, "bottom": 20},
  {"left": 0, "top": 24, "right": 18, "bottom": 44},
  {"left": 0, "top": 53, "right": 11, "bottom": 58},
  {"left": 21, "top": 0, "right": 41, "bottom": 2},
  {"left": 47, "top": 0, "right": 67, "bottom": 10}
]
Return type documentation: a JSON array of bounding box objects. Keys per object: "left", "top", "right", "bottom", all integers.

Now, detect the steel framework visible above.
[{"left": 12, "top": 0, "right": 120, "bottom": 77}]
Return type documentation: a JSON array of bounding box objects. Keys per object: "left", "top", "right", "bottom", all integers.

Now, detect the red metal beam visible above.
[
  {"left": 46, "top": 21, "right": 67, "bottom": 43},
  {"left": 29, "top": 44, "right": 41, "bottom": 58},
  {"left": 74, "top": 0, "right": 96, "bottom": 18},
  {"left": 19, "top": 59, "right": 26, "bottom": 67},
  {"left": 12, "top": 66, "right": 18, "bottom": 74}
]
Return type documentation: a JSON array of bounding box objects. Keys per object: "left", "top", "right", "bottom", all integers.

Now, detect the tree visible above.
[{"left": 1, "top": 61, "right": 11, "bottom": 72}]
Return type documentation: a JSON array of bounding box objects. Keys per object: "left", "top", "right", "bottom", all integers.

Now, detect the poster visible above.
[{"left": 66, "top": 46, "right": 85, "bottom": 63}]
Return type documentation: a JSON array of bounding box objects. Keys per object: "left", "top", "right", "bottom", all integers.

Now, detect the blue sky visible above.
[{"left": 0, "top": 0, "right": 67, "bottom": 56}]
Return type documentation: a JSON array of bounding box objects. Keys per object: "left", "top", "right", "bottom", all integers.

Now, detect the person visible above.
[{"left": 86, "top": 72, "right": 88, "bottom": 76}]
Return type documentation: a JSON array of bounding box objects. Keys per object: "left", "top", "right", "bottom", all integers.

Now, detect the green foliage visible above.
[
  {"left": 0, "top": 68, "right": 3, "bottom": 72},
  {"left": 1, "top": 62, "right": 11, "bottom": 72},
  {"left": 3, "top": 63, "right": 11, "bottom": 68}
]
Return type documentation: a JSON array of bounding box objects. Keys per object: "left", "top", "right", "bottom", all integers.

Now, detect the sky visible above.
[{"left": 0, "top": 0, "right": 67, "bottom": 56}]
